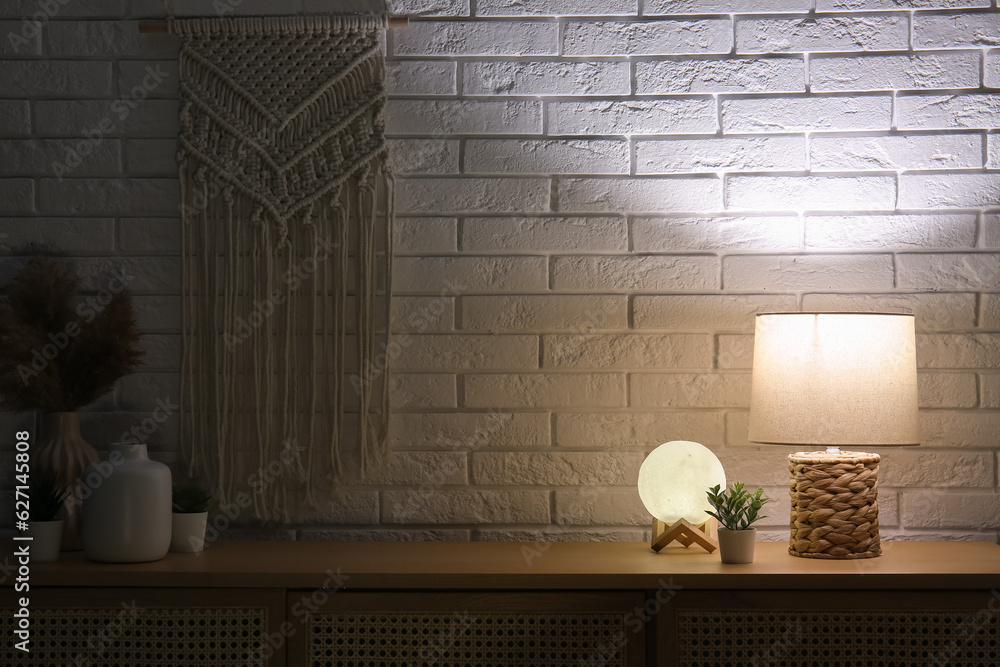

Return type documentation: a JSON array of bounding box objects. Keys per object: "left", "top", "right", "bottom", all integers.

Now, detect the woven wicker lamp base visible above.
[{"left": 787, "top": 451, "right": 881, "bottom": 560}]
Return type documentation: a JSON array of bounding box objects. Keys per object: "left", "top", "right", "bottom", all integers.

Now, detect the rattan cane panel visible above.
[
  {"left": 2, "top": 606, "right": 268, "bottom": 666},
  {"left": 677, "top": 609, "right": 999, "bottom": 667},
  {"left": 307, "top": 612, "right": 628, "bottom": 666}
]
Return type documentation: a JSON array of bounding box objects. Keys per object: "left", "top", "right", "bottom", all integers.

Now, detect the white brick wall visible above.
[{"left": 1, "top": 0, "right": 998, "bottom": 543}]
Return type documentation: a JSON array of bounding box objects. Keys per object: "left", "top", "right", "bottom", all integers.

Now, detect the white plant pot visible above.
[
  {"left": 718, "top": 527, "right": 757, "bottom": 564},
  {"left": 26, "top": 520, "right": 64, "bottom": 563},
  {"left": 170, "top": 512, "right": 208, "bottom": 553},
  {"left": 82, "top": 443, "right": 172, "bottom": 563}
]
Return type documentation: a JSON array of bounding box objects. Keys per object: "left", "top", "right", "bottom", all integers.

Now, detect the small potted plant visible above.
[
  {"left": 25, "top": 474, "right": 70, "bottom": 562},
  {"left": 706, "top": 482, "right": 770, "bottom": 564},
  {"left": 170, "top": 484, "right": 212, "bottom": 553}
]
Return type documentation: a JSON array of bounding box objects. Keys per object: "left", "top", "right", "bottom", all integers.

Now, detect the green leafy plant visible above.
[
  {"left": 172, "top": 484, "right": 212, "bottom": 514},
  {"left": 706, "top": 482, "right": 769, "bottom": 531},
  {"left": 29, "top": 473, "right": 70, "bottom": 522}
]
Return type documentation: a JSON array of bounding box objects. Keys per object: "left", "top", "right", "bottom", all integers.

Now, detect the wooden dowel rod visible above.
[{"left": 138, "top": 16, "right": 408, "bottom": 33}]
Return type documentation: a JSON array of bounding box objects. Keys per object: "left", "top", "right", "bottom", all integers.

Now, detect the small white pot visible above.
[
  {"left": 27, "top": 520, "right": 64, "bottom": 563},
  {"left": 170, "top": 512, "right": 208, "bottom": 553},
  {"left": 718, "top": 527, "right": 756, "bottom": 564}
]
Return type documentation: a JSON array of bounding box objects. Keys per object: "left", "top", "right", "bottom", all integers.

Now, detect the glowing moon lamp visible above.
[{"left": 638, "top": 441, "right": 726, "bottom": 553}]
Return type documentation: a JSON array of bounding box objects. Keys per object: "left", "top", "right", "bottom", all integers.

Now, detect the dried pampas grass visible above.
[{"left": 0, "top": 257, "right": 144, "bottom": 412}]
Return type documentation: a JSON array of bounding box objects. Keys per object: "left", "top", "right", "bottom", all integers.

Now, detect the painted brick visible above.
[
  {"left": 391, "top": 334, "right": 537, "bottom": 370},
  {"left": 386, "top": 100, "right": 541, "bottom": 135},
  {"left": 900, "top": 174, "right": 1000, "bottom": 209},
  {"left": 0, "top": 100, "right": 29, "bottom": 136},
  {"left": 389, "top": 140, "right": 459, "bottom": 175},
  {"left": 631, "top": 373, "right": 751, "bottom": 408},
  {"left": 647, "top": 0, "right": 808, "bottom": 12},
  {"left": 717, "top": 334, "right": 753, "bottom": 369},
  {"left": 727, "top": 175, "right": 896, "bottom": 211},
  {"left": 118, "top": 218, "right": 179, "bottom": 253},
  {"left": 298, "top": 491, "right": 379, "bottom": 525},
  {"left": 464, "top": 373, "right": 626, "bottom": 408},
  {"left": 554, "top": 490, "right": 647, "bottom": 526},
  {"left": 463, "top": 61, "right": 629, "bottom": 96},
  {"left": 391, "top": 373, "right": 457, "bottom": 408},
  {"left": 0, "top": 179, "right": 32, "bottom": 214},
  {"left": 819, "top": 0, "right": 987, "bottom": 8},
  {"left": 132, "top": 295, "right": 181, "bottom": 331},
  {"left": 920, "top": 411, "right": 1000, "bottom": 447},
  {"left": 472, "top": 451, "right": 643, "bottom": 485},
  {"left": 33, "top": 100, "right": 179, "bottom": 137},
  {"left": 636, "top": 58, "right": 804, "bottom": 95},
  {"left": 898, "top": 253, "right": 1000, "bottom": 290},
  {"left": 0, "top": 0, "right": 125, "bottom": 17},
  {"left": 119, "top": 372, "right": 179, "bottom": 411},
  {"left": 914, "top": 12, "right": 1000, "bottom": 49},
  {"left": 636, "top": 137, "right": 806, "bottom": 174},
  {"left": 805, "top": 214, "right": 978, "bottom": 249},
  {"left": 0, "top": 60, "right": 111, "bottom": 96},
  {"left": 44, "top": 21, "right": 176, "bottom": 57},
  {"left": 564, "top": 20, "right": 732, "bottom": 56},
  {"left": 393, "top": 217, "right": 456, "bottom": 253},
  {"left": 37, "top": 178, "right": 178, "bottom": 215},
  {"left": 392, "top": 21, "right": 556, "bottom": 56},
  {"left": 0, "top": 138, "right": 120, "bottom": 177},
  {"left": 0, "top": 217, "right": 115, "bottom": 254},
  {"left": 721, "top": 96, "right": 891, "bottom": 133},
  {"left": 390, "top": 411, "right": 550, "bottom": 449},
  {"left": 136, "top": 334, "right": 180, "bottom": 371},
  {"left": 388, "top": 0, "right": 470, "bottom": 16},
  {"left": 986, "top": 294, "right": 1000, "bottom": 329},
  {"left": 724, "top": 254, "right": 895, "bottom": 291},
  {"left": 393, "top": 296, "right": 456, "bottom": 333},
  {"left": 465, "top": 140, "right": 628, "bottom": 175},
  {"left": 393, "top": 257, "right": 547, "bottom": 292},
  {"left": 386, "top": 61, "right": 456, "bottom": 95},
  {"left": 462, "top": 295, "right": 628, "bottom": 332},
  {"left": 810, "top": 54, "right": 979, "bottom": 92},
  {"left": 551, "top": 255, "right": 718, "bottom": 292},
  {"left": 985, "top": 51, "right": 1000, "bottom": 89},
  {"left": 633, "top": 295, "right": 797, "bottom": 332},
  {"left": 801, "top": 293, "right": 977, "bottom": 332},
  {"left": 463, "top": 216, "right": 628, "bottom": 252},
  {"left": 395, "top": 176, "right": 550, "bottom": 213},
  {"left": 986, "top": 136, "right": 1000, "bottom": 170},
  {"left": 897, "top": 94, "right": 1000, "bottom": 130},
  {"left": 715, "top": 449, "right": 790, "bottom": 486},
  {"left": 72, "top": 256, "right": 179, "bottom": 293},
  {"left": 364, "top": 451, "right": 468, "bottom": 485},
  {"left": 736, "top": 16, "right": 908, "bottom": 54},
  {"left": 917, "top": 333, "right": 1000, "bottom": 368},
  {"left": 477, "top": 0, "right": 636, "bottom": 15},
  {"left": 558, "top": 177, "right": 723, "bottom": 212},
  {"left": 382, "top": 490, "right": 550, "bottom": 524},
  {"left": 632, "top": 216, "right": 802, "bottom": 251},
  {"left": 554, "top": 411, "right": 724, "bottom": 448},
  {"left": 549, "top": 99, "right": 716, "bottom": 135},
  {"left": 810, "top": 134, "right": 981, "bottom": 171},
  {"left": 116, "top": 61, "right": 177, "bottom": 98},
  {"left": 124, "top": 138, "right": 177, "bottom": 176},
  {"left": 917, "top": 372, "right": 979, "bottom": 409},
  {"left": 901, "top": 492, "right": 1000, "bottom": 529},
  {"left": 988, "top": 215, "right": 1000, "bottom": 248},
  {"left": 543, "top": 333, "right": 712, "bottom": 369},
  {"left": 982, "top": 373, "right": 1000, "bottom": 408},
  {"left": 1, "top": 20, "right": 39, "bottom": 55}
]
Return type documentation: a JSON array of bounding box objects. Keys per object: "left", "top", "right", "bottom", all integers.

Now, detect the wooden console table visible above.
[{"left": 3, "top": 540, "right": 999, "bottom": 666}]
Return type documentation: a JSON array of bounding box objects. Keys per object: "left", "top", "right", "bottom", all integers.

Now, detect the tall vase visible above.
[
  {"left": 32, "top": 412, "right": 98, "bottom": 551},
  {"left": 82, "top": 443, "right": 172, "bottom": 563}
]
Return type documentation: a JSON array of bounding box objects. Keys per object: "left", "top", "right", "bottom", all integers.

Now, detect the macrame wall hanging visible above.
[{"left": 173, "top": 16, "right": 393, "bottom": 523}]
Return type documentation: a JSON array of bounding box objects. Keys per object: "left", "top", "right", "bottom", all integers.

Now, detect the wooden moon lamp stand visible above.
[{"left": 650, "top": 517, "right": 718, "bottom": 553}]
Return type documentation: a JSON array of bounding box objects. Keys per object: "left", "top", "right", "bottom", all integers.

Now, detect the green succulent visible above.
[
  {"left": 706, "top": 482, "right": 769, "bottom": 531},
  {"left": 30, "top": 473, "right": 70, "bottom": 522},
  {"left": 172, "top": 484, "right": 212, "bottom": 514}
]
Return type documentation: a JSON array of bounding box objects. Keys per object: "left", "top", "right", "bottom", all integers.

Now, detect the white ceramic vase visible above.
[
  {"left": 81, "top": 443, "right": 172, "bottom": 563},
  {"left": 718, "top": 527, "right": 757, "bottom": 564},
  {"left": 170, "top": 512, "right": 208, "bottom": 553},
  {"left": 26, "top": 520, "right": 64, "bottom": 563}
]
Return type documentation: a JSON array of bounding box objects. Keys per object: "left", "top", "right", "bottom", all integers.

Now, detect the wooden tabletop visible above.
[{"left": 8, "top": 540, "right": 1000, "bottom": 590}]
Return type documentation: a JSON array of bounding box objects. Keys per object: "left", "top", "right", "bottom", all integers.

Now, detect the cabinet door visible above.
[
  {"left": 1, "top": 587, "right": 286, "bottom": 667},
  {"left": 286, "top": 591, "right": 645, "bottom": 667},
  {"left": 658, "top": 589, "right": 1000, "bottom": 667}
]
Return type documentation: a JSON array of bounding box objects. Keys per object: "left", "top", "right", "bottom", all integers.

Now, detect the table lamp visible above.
[{"left": 748, "top": 312, "right": 919, "bottom": 559}]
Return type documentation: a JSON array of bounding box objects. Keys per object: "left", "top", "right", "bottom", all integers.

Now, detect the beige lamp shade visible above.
[{"left": 748, "top": 312, "right": 919, "bottom": 447}]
